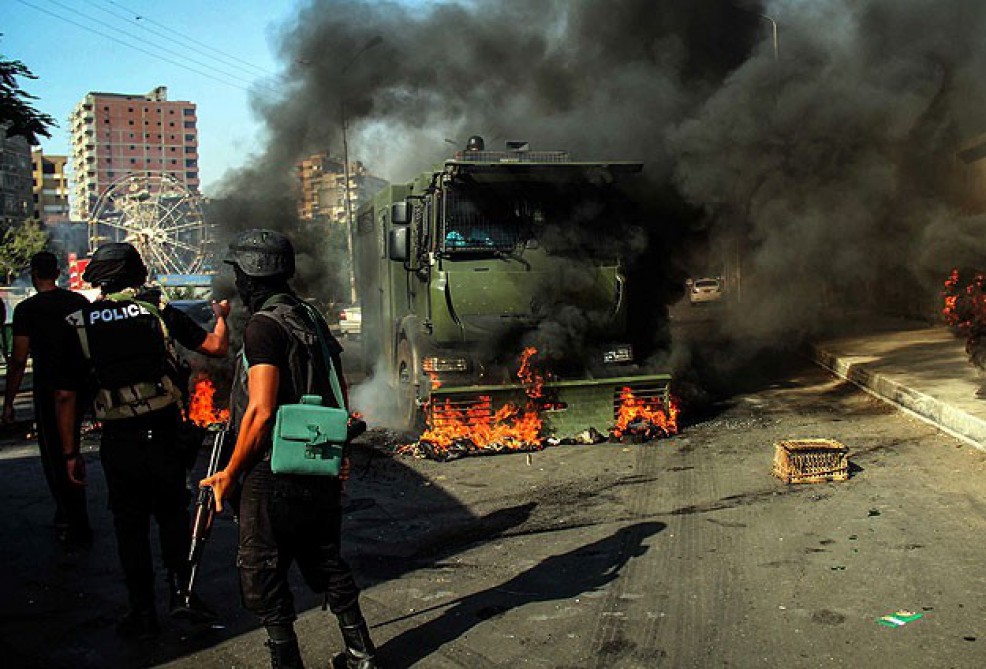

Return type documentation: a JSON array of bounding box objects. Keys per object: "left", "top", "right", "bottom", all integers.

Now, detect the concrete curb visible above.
[{"left": 810, "top": 344, "right": 986, "bottom": 451}]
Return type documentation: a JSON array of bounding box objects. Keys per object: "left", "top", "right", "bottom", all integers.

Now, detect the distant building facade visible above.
[
  {"left": 31, "top": 147, "right": 70, "bottom": 224},
  {"left": 297, "top": 151, "right": 387, "bottom": 223},
  {"left": 69, "top": 86, "right": 199, "bottom": 219},
  {"left": 0, "top": 133, "right": 34, "bottom": 228}
]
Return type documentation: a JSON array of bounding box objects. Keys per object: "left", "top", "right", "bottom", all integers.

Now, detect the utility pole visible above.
[{"left": 339, "top": 35, "right": 383, "bottom": 306}]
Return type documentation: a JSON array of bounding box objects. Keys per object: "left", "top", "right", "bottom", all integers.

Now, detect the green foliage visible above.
[
  {"left": 0, "top": 46, "right": 56, "bottom": 144},
  {"left": 0, "top": 221, "right": 49, "bottom": 283}
]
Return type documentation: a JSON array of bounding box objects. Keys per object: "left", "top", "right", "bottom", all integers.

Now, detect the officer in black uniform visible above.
[
  {"left": 51, "top": 242, "right": 231, "bottom": 639},
  {"left": 201, "top": 229, "right": 379, "bottom": 669}
]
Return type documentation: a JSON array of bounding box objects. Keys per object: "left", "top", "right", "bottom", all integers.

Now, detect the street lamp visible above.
[
  {"left": 340, "top": 36, "right": 383, "bottom": 304},
  {"left": 760, "top": 14, "right": 778, "bottom": 61}
]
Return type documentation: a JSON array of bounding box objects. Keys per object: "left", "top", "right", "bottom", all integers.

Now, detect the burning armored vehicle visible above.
[{"left": 354, "top": 137, "right": 675, "bottom": 450}]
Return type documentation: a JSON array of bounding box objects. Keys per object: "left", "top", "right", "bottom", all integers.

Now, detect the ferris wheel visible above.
[{"left": 88, "top": 173, "right": 213, "bottom": 277}]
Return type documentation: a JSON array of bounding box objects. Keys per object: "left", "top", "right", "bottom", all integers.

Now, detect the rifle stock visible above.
[{"left": 186, "top": 427, "right": 229, "bottom": 601}]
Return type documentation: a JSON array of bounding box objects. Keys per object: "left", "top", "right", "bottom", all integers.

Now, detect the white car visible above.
[
  {"left": 686, "top": 277, "right": 724, "bottom": 305},
  {"left": 337, "top": 305, "right": 362, "bottom": 338}
]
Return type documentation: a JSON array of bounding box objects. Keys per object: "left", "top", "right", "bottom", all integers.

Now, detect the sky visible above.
[{"left": 4, "top": 0, "right": 314, "bottom": 195}]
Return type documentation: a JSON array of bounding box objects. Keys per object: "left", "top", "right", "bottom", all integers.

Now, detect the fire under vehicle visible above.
[{"left": 353, "top": 138, "right": 672, "bottom": 441}]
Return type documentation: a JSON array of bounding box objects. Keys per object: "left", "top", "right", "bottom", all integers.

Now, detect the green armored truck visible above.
[{"left": 353, "top": 137, "right": 672, "bottom": 438}]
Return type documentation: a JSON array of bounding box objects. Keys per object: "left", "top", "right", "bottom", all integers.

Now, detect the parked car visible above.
[
  {"left": 686, "top": 277, "right": 724, "bottom": 305},
  {"left": 336, "top": 305, "right": 362, "bottom": 338}
]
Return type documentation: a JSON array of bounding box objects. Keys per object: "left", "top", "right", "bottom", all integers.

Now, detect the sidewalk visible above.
[{"left": 809, "top": 317, "right": 986, "bottom": 449}]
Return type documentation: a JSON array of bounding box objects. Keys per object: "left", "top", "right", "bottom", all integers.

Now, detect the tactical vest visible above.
[
  {"left": 67, "top": 289, "right": 184, "bottom": 421},
  {"left": 229, "top": 295, "right": 342, "bottom": 453}
]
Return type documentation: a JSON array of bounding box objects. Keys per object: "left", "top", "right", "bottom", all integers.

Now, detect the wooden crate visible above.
[{"left": 772, "top": 438, "right": 849, "bottom": 484}]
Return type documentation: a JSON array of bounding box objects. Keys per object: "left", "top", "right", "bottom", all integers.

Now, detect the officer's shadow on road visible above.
[{"left": 374, "top": 521, "right": 666, "bottom": 668}]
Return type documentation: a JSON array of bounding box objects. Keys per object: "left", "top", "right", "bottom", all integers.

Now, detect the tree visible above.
[
  {"left": 0, "top": 220, "right": 49, "bottom": 283},
  {"left": 0, "top": 43, "right": 56, "bottom": 144}
]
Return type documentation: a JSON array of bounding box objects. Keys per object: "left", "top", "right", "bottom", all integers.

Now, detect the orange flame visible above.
[
  {"left": 942, "top": 269, "right": 986, "bottom": 335},
  {"left": 611, "top": 386, "right": 679, "bottom": 440},
  {"left": 409, "top": 348, "right": 546, "bottom": 455},
  {"left": 187, "top": 375, "right": 229, "bottom": 427}
]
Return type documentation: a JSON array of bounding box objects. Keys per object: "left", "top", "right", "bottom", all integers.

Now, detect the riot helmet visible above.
[
  {"left": 83, "top": 242, "right": 148, "bottom": 288},
  {"left": 465, "top": 135, "right": 485, "bottom": 151},
  {"left": 224, "top": 228, "right": 295, "bottom": 278}
]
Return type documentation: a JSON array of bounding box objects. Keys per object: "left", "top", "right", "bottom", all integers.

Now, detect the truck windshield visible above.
[{"left": 442, "top": 179, "right": 630, "bottom": 255}]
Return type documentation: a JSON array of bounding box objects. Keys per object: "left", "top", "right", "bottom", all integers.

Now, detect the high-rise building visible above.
[
  {"left": 31, "top": 147, "right": 70, "bottom": 224},
  {"left": 0, "top": 133, "right": 34, "bottom": 228},
  {"left": 298, "top": 152, "right": 334, "bottom": 221},
  {"left": 69, "top": 86, "right": 199, "bottom": 219},
  {"left": 297, "top": 151, "right": 387, "bottom": 223}
]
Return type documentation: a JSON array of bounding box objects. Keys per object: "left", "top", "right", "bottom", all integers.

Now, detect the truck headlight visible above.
[
  {"left": 422, "top": 356, "right": 470, "bottom": 373},
  {"left": 602, "top": 345, "right": 633, "bottom": 364}
]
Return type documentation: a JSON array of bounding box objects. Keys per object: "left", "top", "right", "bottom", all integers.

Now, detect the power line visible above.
[
  {"left": 45, "top": 0, "right": 275, "bottom": 92},
  {"left": 91, "top": 0, "right": 279, "bottom": 79},
  {"left": 14, "top": 0, "right": 277, "bottom": 95}
]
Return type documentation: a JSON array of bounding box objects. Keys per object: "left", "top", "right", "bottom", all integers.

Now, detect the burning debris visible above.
[
  {"left": 942, "top": 269, "right": 986, "bottom": 383},
  {"left": 398, "top": 348, "right": 547, "bottom": 461},
  {"left": 186, "top": 374, "right": 230, "bottom": 428},
  {"left": 610, "top": 386, "right": 680, "bottom": 443},
  {"left": 398, "top": 349, "right": 680, "bottom": 461}
]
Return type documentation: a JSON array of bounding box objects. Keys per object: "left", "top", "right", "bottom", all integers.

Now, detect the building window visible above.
[
  {"left": 184, "top": 134, "right": 195, "bottom": 142},
  {"left": 183, "top": 108, "right": 194, "bottom": 116},
  {"left": 128, "top": 120, "right": 134, "bottom": 125},
  {"left": 171, "top": 159, "right": 177, "bottom": 165},
  {"left": 130, "top": 158, "right": 137, "bottom": 164},
  {"left": 183, "top": 121, "right": 194, "bottom": 129},
  {"left": 169, "top": 122, "right": 175, "bottom": 127},
  {"left": 185, "top": 171, "right": 196, "bottom": 179},
  {"left": 130, "top": 145, "right": 135, "bottom": 150},
  {"left": 185, "top": 159, "right": 197, "bottom": 168},
  {"left": 169, "top": 109, "right": 175, "bottom": 115},
  {"left": 128, "top": 107, "right": 133, "bottom": 112}
]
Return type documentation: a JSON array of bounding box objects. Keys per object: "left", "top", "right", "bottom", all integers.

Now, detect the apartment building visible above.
[
  {"left": 69, "top": 86, "right": 199, "bottom": 219},
  {"left": 0, "top": 133, "right": 34, "bottom": 228},
  {"left": 297, "top": 151, "right": 387, "bottom": 223},
  {"left": 31, "top": 147, "right": 70, "bottom": 223}
]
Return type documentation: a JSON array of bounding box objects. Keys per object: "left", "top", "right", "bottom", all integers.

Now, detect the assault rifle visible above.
[{"left": 185, "top": 426, "right": 229, "bottom": 605}]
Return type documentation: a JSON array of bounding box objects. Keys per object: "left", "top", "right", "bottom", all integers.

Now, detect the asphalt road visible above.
[{"left": 2, "top": 303, "right": 986, "bottom": 668}]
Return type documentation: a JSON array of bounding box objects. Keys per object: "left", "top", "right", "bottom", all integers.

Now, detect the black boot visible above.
[
  {"left": 168, "top": 570, "right": 217, "bottom": 624},
  {"left": 332, "top": 608, "right": 380, "bottom": 669},
  {"left": 265, "top": 637, "right": 305, "bottom": 669}
]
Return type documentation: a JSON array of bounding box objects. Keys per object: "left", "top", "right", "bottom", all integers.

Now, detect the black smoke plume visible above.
[
  {"left": 212, "top": 0, "right": 986, "bottom": 405},
  {"left": 211, "top": 0, "right": 764, "bottom": 366}
]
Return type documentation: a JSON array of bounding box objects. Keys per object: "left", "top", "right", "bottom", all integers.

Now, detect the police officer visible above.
[
  {"left": 201, "top": 229, "right": 379, "bottom": 669},
  {"left": 51, "top": 242, "right": 230, "bottom": 639}
]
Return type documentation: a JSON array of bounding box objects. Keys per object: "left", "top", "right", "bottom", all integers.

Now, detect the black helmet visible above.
[
  {"left": 465, "top": 135, "right": 485, "bottom": 151},
  {"left": 83, "top": 242, "right": 148, "bottom": 288},
  {"left": 224, "top": 228, "right": 295, "bottom": 278}
]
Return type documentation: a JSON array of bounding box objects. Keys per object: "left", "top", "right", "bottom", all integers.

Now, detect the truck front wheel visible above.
[{"left": 396, "top": 339, "right": 423, "bottom": 433}]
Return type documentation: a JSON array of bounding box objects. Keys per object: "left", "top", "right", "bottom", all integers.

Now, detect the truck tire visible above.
[{"left": 396, "top": 338, "right": 423, "bottom": 433}]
